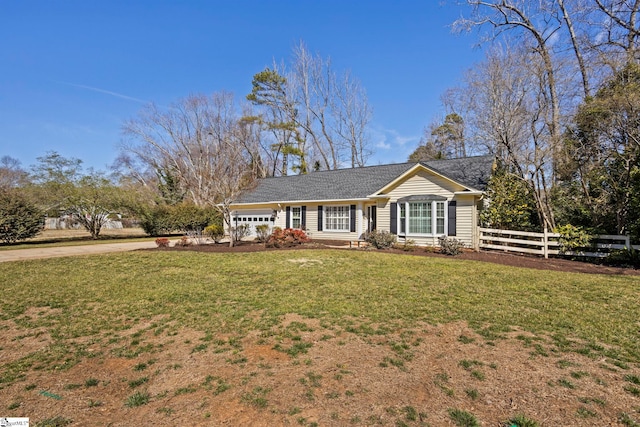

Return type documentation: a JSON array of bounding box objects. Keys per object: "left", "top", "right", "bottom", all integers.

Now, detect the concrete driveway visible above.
[{"left": 0, "top": 241, "right": 159, "bottom": 263}]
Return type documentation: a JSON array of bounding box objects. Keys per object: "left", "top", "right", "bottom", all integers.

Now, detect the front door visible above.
[{"left": 366, "top": 205, "right": 377, "bottom": 233}]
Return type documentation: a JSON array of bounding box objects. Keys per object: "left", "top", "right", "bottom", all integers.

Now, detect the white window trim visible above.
[
  {"left": 323, "top": 205, "right": 351, "bottom": 233},
  {"left": 397, "top": 200, "right": 447, "bottom": 237}
]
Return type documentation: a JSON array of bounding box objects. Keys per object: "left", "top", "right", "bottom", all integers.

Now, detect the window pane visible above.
[
  {"left": 408, "top": 202, "right": 431, "bottom": 234},
  {"left": 292, "top": 207, "right": 301, "bottom": 229},
  {"left": 325, "top": 206, "right": 350, "bottom": 231},
  {"left": 436, "top": 202, "right": 445, "bottom": 234}
]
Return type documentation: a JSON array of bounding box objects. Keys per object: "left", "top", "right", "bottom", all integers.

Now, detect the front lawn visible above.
[{"left": 0, "top": 250, "right": 638, "bottom": 426}]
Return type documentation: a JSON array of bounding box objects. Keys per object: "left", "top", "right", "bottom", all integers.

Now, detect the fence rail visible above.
[{"left": 478, "top": 227, "right": 639, "bottom": 259}]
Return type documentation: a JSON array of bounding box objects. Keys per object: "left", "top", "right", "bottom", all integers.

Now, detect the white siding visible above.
[
  {"left": 377, "top": 199, "right": 391, "bottom": 237},
  {"left": 273, "top": 208, "right": 287, "bottom": 229},
  {"left": 453, "top": 195, "right": 477, "bottom": 248},
  {"left": 386, "top": 170, "right": 464, "bottom": 199}
]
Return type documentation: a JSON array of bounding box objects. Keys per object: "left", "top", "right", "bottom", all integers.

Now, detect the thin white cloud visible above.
[
  {"left": 369, "top": 127, "right": 391, "bottom": 150},
  {"left": 382, "top": 127, "right": 419, "bottom": 147},
  {"left": 368, "top": 125, "right": 420, "bottom": 164},
  {"left": 54, "top": 81, "right": 148, "bottom": 104},
  {"left": 394, "top": 135, "right": 416, "bottom": 146},
  {"left": 376, "top": 140, "right": 391, "bottom": 150}
]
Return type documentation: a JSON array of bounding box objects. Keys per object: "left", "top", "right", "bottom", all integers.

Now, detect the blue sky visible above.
[{"left": 0, "top": 1, "right": 485, "bottom": 172}]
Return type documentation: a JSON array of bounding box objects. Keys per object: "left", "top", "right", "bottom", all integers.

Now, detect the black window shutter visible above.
[
  {"left": 350, "top": 205, "right": 356, "bottom": 232},
  {"left": 448, "top": 201, "right": 457, "bottom": 236},
  {"left": 286, "top": 206, "right": 291, "bottom": 229},
  {"left": 317, "top": 206, "right": 323, "bottom": 231},
  {"left": 301, "top": 206, "right": 307, "bottom": 228},
  {"left": 390, "top": 203, "right": 397, "bottom": 234},
  {"left": 371, "top": 205, "right": 377, "bottom": 231}
]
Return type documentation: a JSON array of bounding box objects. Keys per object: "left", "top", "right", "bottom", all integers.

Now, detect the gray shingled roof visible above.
[
  {"left": 235, "top": 155, "right": 494, "bottom": 204},
  {"left": 422, "top": 155, "right": 493, "bottom": 192}
]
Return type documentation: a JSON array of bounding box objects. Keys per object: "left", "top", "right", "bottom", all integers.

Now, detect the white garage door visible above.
[{"left": 232, "top": 213, "right": 275, "bottom": 238}]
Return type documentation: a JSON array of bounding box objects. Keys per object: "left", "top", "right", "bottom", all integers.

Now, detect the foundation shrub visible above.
[
  {"left": 255, "top": 224, "right": 271, "bottom": 243},
  {"left": 364, "top": 230, "right": 397, "bottom": 249},
  {"left": 204, "top": 224, "right": 224, "bottom": 243},
  {"left": 267, "top": 227, "right": 310, "bottom": 248},
  {"left": 231, "top": 224, "right": 251, "bottom": 242},
  {"left": 438, "top": 236, "right": 465, "bottom": 256},
  {"left": 155, "top": 238, "right": 170, "bottom": 248},
  {"left": 174, "top": 236, "right": 192, "bottom": 247}
]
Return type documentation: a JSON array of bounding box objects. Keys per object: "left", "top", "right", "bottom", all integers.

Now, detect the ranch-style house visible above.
[{"left": 229, "top": 155, "right": 495, "bottom": 249}]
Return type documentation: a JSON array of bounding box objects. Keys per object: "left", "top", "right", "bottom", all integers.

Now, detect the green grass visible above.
[
  {"left": 84, "top": 377, "right": 99, "bottom": 387},
  {"left": 620, "top": 413, "right": 640, "bottom": 427},
  {"left": 1, "top": 249, "right": 640, "bottom": 386},
  {"left": 125, "top": 390, "right": 150, "bottom": 407},
  {"left": 88, "top": 399, "right": 103, "bottom": 407},
  {"left": 34, "top": 417, "right": 73, "bottom": 427},
  {"left": 240, "top": 386, "right": 270, "bottom": 408},
  {"left": 448, "top": 408, "right": 479, "bottom": 427},
  {"left": 625, "top": 374, "right": 640, "bottom": 385},
  {"left": 128, "top": 377, "right": 149, "bottom": 388},
  {"left": 465, "top": 388, "right": 479, "bottom": 400},
  {"left": 508, "top": 414, "right": 540, "bottom": 427}
]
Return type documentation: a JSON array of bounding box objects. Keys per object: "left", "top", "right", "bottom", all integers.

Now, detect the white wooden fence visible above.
[{"left": 478, "top": 227, "right": 640, "bottom": 259}]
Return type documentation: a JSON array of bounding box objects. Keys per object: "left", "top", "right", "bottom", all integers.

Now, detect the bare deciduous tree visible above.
[
  {"left": 440, "top": 0, "right": 640, "bottom": 234},
  {"left": 558, "top": 0, "right": 592, "bottom": 97},
  {"left": 455, "top": 1, "right": 563, "bottom": 177},
  {"left": 333, "top": 70, "right": 373, "bottom": 167},
  {"left": 460, "top": 45, "right": 557, "bottom": 229},
  {"left": 248, "top": 42, "right": 372, "bottom": 174},
  {"left": 0, "top": 156, "right": 29, "bottom": 190},
  {"left": 593, "top": 0, "right": 640, "bottom": 63},
  {"left": 121, "top": 92, "right": 256, "bottom": 246}
]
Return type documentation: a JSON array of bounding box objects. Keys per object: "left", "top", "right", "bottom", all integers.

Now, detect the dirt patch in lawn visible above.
[{"left": 1, "top": 315, "right": 639, "bottom": 426}]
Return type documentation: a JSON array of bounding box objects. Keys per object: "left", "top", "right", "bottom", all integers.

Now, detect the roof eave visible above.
[
  {"left": 454, "top": 190, "right": 484, "bottom": 196},
  {"left": 231, "top": 197, "right": 372, "bottom": 207}
]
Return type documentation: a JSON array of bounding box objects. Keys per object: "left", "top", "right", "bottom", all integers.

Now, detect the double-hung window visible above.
[
  {"left": 324, "top": 205, "right": 350, "bottom": 232},
  {"left": 397, "top": 197, "right": 447, "bottom": 236},
  {"left": 435, "top": 202, "right": 445, "bottom": 234},
  {"left": 409, "top": 202, "right": 431, "bottom": 234},
  {"left": 399, "top": 203, "right": 406, "bottom": 234},
  {"left": 291, "top": 207, "right": 302, "bottom": 229}
]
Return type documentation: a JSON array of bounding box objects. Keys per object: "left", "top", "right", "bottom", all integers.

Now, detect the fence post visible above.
[
  {"left": 543, "top": 227, "right": 549, "bottom": 259},
  {"left": 625, "top": 233, "right": 631, "bottom": 250}
]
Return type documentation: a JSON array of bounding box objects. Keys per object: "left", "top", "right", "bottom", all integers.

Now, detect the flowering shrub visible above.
[
  {"left": 155, "top": 237, "right": 170, "bottom": 248},
  {"left": 266, "top": 227, "right": 310, "bottom": 248}
]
